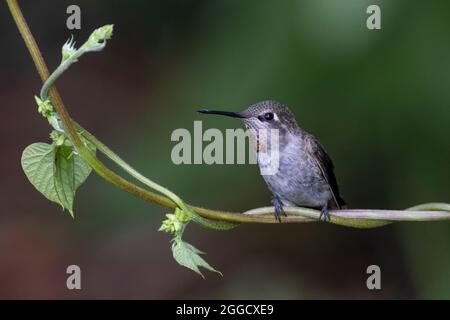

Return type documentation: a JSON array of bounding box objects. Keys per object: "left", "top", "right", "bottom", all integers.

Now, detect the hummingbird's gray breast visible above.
[{"left": 259, "top": 135, "right": 332, "bottom": 208}]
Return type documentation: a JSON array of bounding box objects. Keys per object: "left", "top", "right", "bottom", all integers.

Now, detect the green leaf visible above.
[
  {"left": 21, "top": 142, "right": 93, "bottom": 217},
  {"left": 74, "top": 150, "right": 92, "bottom": 188},
  {"left": 54, "top": 145, "right": 75, "bottom": 215},
  {"left": 172, "top": 239, "right": 222, "bottom": 278},
  {"left": 21, "top": 143, "right": 60, "bottom": 204}
]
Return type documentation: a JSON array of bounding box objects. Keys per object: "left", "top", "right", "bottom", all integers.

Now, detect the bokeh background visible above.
[{"left": 1, "top": 0, "right": 449, "bottom": 299}]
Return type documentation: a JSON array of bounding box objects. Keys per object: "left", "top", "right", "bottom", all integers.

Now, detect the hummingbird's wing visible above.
[{"left": 306, "top": 134, "right": 346, "bottom": 209}]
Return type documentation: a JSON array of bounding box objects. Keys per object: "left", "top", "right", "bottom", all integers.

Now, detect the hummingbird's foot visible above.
[
  {"left": 319, "top": 205, "right": 331, "bottom": 222},
  {"left": 273, "top": 195, "right": 287, "bottom": 222}
]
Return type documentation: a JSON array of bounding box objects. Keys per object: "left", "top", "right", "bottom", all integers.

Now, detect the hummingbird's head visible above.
[{"left": 198, "top": 100, "right": 299, "bottom": 133}]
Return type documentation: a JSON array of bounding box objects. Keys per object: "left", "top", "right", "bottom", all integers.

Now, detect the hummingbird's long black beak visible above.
[{"left": 197, "top": 109, "right": 247, "bottom": 118}]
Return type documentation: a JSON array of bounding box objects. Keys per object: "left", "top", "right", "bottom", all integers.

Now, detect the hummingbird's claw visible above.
[
  {"left": 273, "top": 195, "right": 286, "bottom": 222},
  {"left": 319, "top": 206, "right": 331, "bottom": 222}
]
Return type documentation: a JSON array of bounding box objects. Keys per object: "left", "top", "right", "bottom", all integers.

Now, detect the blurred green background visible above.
[{"left": 0, "top": 0, "right": 449, "bottom": 299}]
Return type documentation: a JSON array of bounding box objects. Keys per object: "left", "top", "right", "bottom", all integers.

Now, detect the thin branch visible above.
[
  {"left": 7, "top": 0, "right": 449, "bottom": 228},
  {"left": 245, "top": 203, "right": 450, "bottom": 228}
]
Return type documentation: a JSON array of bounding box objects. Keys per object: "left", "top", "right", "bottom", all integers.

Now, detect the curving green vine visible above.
[{"left": 6, "top": 0, "right": 450, "bottom": 277}]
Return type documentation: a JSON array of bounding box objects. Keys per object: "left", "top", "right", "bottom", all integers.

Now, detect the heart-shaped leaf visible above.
[{"left": 21, "top": 142, "right": 92, "bottom": 217}]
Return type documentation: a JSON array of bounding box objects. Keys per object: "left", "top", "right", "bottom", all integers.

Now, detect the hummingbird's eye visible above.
[{"left": 264, "top": 112, "right": 274, "bottom": 121}]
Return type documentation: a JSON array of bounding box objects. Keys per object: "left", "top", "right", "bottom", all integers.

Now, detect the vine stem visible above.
[
  {"left": 7, "top": 0, "right": 170, "bottom": 211},
  {"left": 5, "top": 0, "right": 283, "bottom": 225},
  {"left": 7, "top": 0, "right": 450, "bottom": 228}
]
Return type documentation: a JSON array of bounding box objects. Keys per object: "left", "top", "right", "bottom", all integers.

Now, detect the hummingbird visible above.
[{"left": 198, "top": 100, "right": 346, "bottom": 222}]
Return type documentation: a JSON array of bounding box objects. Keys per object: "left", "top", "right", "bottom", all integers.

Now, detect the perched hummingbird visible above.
[{"left": 198, "top": 100, "right": 346, "bottom": 222}]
